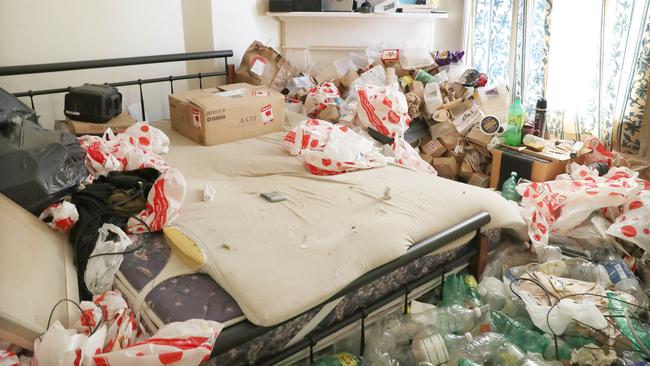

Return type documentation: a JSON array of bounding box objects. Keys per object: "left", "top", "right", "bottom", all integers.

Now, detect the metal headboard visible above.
[{"left": 0, "top": 50, "right": 234, "bottom": 121}]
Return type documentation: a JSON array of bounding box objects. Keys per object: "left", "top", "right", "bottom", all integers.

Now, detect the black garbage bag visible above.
[{"left": 0, "top": 87, "right": 88, "bottom": 215}]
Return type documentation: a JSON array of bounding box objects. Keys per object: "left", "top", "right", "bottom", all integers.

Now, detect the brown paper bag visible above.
[{"left": 236, "top": 41, "right": 297, "bottom": 92}]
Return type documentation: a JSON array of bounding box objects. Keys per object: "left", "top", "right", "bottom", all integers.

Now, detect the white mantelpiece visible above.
[{"left": 267, "top": 11, "right": 449, "bottom": 70}]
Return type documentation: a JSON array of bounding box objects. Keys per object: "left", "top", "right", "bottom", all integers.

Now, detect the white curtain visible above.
[{"left": 465, "top": 0, "right": 650, "bottom": 155}]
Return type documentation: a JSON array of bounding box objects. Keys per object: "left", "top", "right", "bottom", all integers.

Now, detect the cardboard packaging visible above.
[
  {"left": 419, "top": 136, "right": 447, "bottom": 157},
  {"left": 490, "top": 147, "right": 587, "bottom": 189},
  {"left": 66, "top": 111, "right": 135, "bottom": 135},
  {"left": 468, "top": 172, "right": 490, "bottom": 188},
  {"left": 432, "top": 157, "right": 459, "bottom": 178},
  {"left": 460, "top": 160, "right": 474, "bottom": 180},
  {"left": 419, "top": 152, "right": 433, "bottom": 165},
  {"left": 169, "top": 83, "right": 284, "bottom": 146},
  {"left": 467, "top": 125, "right": 493, "bottom": 147},
  {"left": 236, "top": 41, "right": 296, "bottom": 92}
]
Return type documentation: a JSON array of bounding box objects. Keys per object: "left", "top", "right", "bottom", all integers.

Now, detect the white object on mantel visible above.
[{"left": 266, "top": 11, "right": 448, "bottom": 71}]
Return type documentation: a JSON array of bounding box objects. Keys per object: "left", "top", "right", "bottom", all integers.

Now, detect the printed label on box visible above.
[
  {"left": 251, "top": 90, "right": 271, "bottom": 97},
  {"left": 381, "top": 49, "right": 400, "bottom": 62},
  {"left": 261, "top": 104, "right": 274, "bottom": 125},
  {"left": 250, "top": 56, "right": 267, "bottom": 77},
  {"left": 191, "top": 108, "right": 201, "bottom": 128}
]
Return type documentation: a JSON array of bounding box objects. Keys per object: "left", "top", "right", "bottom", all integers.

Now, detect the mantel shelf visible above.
[{"left": 267, "top": 11, "right": 448, "bottom": 21}]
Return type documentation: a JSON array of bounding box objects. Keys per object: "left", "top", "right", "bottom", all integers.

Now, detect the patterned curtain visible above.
[{"left": 467, "top": 0, "right": 650, "bottom": 156}]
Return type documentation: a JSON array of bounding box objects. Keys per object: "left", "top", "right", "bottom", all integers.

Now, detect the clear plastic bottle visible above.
[
  {"left": 411, "top": 304, "right": 490, "bottom": 335},
  {"left": 412, "top": 329, "right": 508, "bottom": 366},
  {"left": 411, "top": 328, "right": 472, "bottom": 365},
  {"left": 602, "top": 255, "right": 649, "bottom": 308},
  {"left": 505, "top": 96, "right": 526, "bottom": 146},
  {"left": 501, "top": 172, "right": 521, "bottom": 202}
]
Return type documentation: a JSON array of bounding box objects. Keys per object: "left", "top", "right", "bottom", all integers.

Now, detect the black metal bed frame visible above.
[
  {"left": 0, "top": 51, "right": 492, "bottom": 365},
  {"left": 0, "top": 50, "right": 232, "bottom": 121}
]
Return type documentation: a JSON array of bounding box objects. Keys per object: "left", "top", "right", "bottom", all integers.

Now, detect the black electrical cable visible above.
[{"left": 45, "top": 298, "right": 104, "bottom": 336}]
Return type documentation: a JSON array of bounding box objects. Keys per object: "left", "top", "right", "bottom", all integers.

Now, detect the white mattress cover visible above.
[{"left": 157, "top": 122, "right": 526, "bottom": 326}]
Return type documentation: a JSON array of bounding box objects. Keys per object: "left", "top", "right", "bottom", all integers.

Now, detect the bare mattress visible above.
[{"left": 115, "top": 231, "right": 480, "bottom": 365}]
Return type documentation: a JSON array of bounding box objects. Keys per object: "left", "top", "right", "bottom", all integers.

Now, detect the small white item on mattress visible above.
[{"left": 203, "top": 183, "right": 216, "bottom": 202}]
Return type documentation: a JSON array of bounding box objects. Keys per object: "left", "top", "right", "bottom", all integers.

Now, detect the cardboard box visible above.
[
  {"left": 66, "top": 111, "right": 136, "bottom": 135},
  {"left": 419, "top": 136, "right": 447, "bottom": 157},
  {"left": 169, "top": 83, "right": 284, "bottom": 146},
  {"left": 436, "top": 129, "right": 463, "bottom": 151},
  {"left": 432, "top": 157, "right": 459, "bottom": 178},
  {"left": 419, "top": 152, "right": 433, "bottom": 165},
  {"left": 460, "top": 160, "right": 474, "bottom": 180},
  {"left": 466, "top": 125, "right": 493, "bottom": 147},
  {"left": 468, "top": 172, "right": 490, "bottom": 188},
  {"left": 490, "top": 147, "right": 587, "bottom": 189}
]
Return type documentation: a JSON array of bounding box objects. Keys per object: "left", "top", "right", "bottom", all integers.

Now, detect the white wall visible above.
[
  {"left": 0, "top": 0, "right": 188, "bottom": 128},
  {"left": 211, "top": 0, "right": 281, "bottom": 68},
  {"left": 434, "top": 0, "right": 465, "bottom": 51},
  {"left": 0, "top": 0, "right": 464, "bottom": 129}
]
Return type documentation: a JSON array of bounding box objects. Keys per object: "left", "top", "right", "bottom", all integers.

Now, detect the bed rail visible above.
[{"left": 0, "top": 50, "right": 234, "bottom": 121}]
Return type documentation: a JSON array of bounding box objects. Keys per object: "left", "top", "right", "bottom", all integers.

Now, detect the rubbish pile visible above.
[
  {"left": 0, "top": 87, "right": 224, "bottom": 365},
  {"left": 239, "top": 40, "right": 501, "bottom": 179},
  {"left": 312, "top": 259, "right": 650, "bottom": 365}
]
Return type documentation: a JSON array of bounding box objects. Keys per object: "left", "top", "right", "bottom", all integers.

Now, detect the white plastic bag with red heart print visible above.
[
  {"left": 304, "top": 82, "right": 343, "bottom": 118},
  {"left": 354, "top": 84, "right": 410, "bottom": 139},
  {"left": 607, "top": 184, "right": 650, "bottom": 251},
  {"left": 517, "top": 163, "right": 643, "bottom": 248},
  {"left": 92, "top": 319, "right": 222, "bottom": 366},
  {"left": 391, "top": 138, "right": 437, "bottom": 175},
  {"left": 79, "top": 122, "right": 170, "bottom": 177},
  {"left": 127, "top": 168, "right": 186, "bottom": 233},
  {"left": 34, "top": 291, "right": 222, "bottom": 366},
  {"left": 39, "top": 201, "right": 79, "bottom": 233},
  {"left": 284, "top": 119, "right": 388, "bottom": 175},
  {"left": 116, "top": 122, "right": 170, "bottom": 155}
]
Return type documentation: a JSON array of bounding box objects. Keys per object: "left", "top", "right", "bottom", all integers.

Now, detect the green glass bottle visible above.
[
  {"left": 501, "top": 172, "right": 521, "bottom": 202},
  {"left": 505, "top": 97, "right": 526, "bottom": 146},
  {"left": 490, "top": 311, "right": 549, "bottom": 354}
]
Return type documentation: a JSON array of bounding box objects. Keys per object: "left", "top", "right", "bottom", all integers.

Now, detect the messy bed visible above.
[{"left": 0, "top": 49, "right": 528, "bottom": 365}]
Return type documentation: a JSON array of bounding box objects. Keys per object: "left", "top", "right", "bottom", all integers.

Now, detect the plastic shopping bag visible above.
[
  {"left": 0, "top": 351, "right": 18, "bottom": 366},
  {"left": 517, "top": 163, "right": 642, "bottom": 248},
  {"left": 128, "top": 168, "right": 187, "bottom": 233},
  {"left": 79, "top": 123, "right": 170, "bottom": 177},
  {"left": 355, "top": 84, "right": 411, "bottom": 138},
  {"left": 607, "top": 184, "right": 650, "bottom": 251},
  {"left": 33, "top": 321, "right": 106, "bottom": 366},
  {"left": 116, "top": 122, "right": 170, "bottom": 155},
  {"left": 304, "top": 82, "right": 343, "bottom": 122},
  {"left": 391, "top": 138, "right": 437, "bottom": 175},
  {"left": 34, "top": 291, "right": 223, "bottom": 366},
  {"left": 93, "top": 320, "right": 223, "bottom": 366},
  {"left": 284, "top": 119, "right": 388, "bottom": 175},
  {"left": 38, "top": 201, "right": 79, "bottom": 233},
  {"left": 84, "top": 224, "right": 132, "bottom": 296}
]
